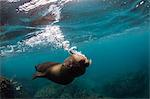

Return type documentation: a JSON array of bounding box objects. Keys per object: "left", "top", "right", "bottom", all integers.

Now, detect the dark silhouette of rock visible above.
[
  {"left": 0, "top": 76, "right": 31, "bottom": 98},
  {"left": 0, "top": 76, "right": 14, "bottom": 98}
]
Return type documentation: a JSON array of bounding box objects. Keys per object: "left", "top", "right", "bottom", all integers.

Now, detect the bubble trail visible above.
[{"left": 0, "top": 0, "right": 85, "bottom": 56}]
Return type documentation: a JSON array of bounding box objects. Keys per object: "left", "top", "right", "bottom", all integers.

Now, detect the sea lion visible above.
[{"left": 32, "top": 52, "right": 91, "bottom": 85}]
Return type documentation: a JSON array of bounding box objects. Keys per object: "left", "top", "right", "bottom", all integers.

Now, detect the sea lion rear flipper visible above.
[{"left": 32, "top": 72, "right": 45, "bottom": 80}]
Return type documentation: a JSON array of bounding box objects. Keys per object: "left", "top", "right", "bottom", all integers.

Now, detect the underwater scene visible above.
[{"left": 0, "top": 0, "right": 149, "bottom": 98}]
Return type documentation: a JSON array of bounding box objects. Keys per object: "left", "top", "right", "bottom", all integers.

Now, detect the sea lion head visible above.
[
  {"left": 61, "top": 53, "right": 92, "bottom": 78},
  {"left": 72, "top": 54, "right": 91, "bottom": 68},
  {"left": 62, "top": 54, "right": 91, "bottom": 77}
]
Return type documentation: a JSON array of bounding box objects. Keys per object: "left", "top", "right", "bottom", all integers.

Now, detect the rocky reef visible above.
[
  {"left": 34, "top": 81, "right": 104, "bottom": 98},
  {"left": 0, "top": 76, "right": 14, "bottom": 98},
  {"left": 101, "top": 70, "right": 149, "bottom": 98},
  {"left": 1, "top": 70, "right": 148, "bottom": 98},
  {"left": 0, "top": 76, "right": 31, "bottom": 98},
  {"left": 34, "top": 70, "right": 149, "bottom": 98}
]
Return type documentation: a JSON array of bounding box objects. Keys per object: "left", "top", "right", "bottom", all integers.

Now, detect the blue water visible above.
[{"left": 0, "top": 0, "right": 149, "bottom": 98}]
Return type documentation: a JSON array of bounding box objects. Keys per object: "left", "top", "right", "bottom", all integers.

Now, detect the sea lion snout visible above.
[
  {"left": 84, "top": 58, "right": 92, "bottom": 67},
  {"left": 75, "top": 55, "right": 91, "bottom": 68},
  {"left": 63, "top": 54, "right": 90, "bottom": 68}
]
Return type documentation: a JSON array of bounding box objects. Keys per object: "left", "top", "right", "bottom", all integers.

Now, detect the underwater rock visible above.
[
  {"left": 101, "top": 71, "right": 149, "bottom": 98},
  {"left": 0, "top": 76, "right": 15, "bottom": 98},
  {"left": 59, "top": 83, "right": 102, "bottom": 98},
  {"left": 34, "top": 81, "right": 104, "bottom": 98},
  {"left": 0, "top": 76, "right": 31, "bottom": 98},
  {"left": 34, "top": 83, "right": 64, "bottom": 98}
]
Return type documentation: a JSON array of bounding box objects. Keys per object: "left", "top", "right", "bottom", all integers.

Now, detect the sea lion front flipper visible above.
[
  {"left": 35, "top": 62, "right": 60, "bottom": 72},
  {"left": 45, "top": 62, "right": 60, "bottom": 67},
  {"left": 32, "top": 72, "right": 45, "bottom": 80}
]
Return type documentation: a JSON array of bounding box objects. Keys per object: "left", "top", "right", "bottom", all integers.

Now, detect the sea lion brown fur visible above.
[{"left": 32, "top": 53, "right": 91, "bottom": 85}]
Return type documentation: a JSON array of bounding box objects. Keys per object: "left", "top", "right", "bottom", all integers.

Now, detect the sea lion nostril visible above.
[{"left": 84, "top": 62, "right": 89, "bottom": 67}]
